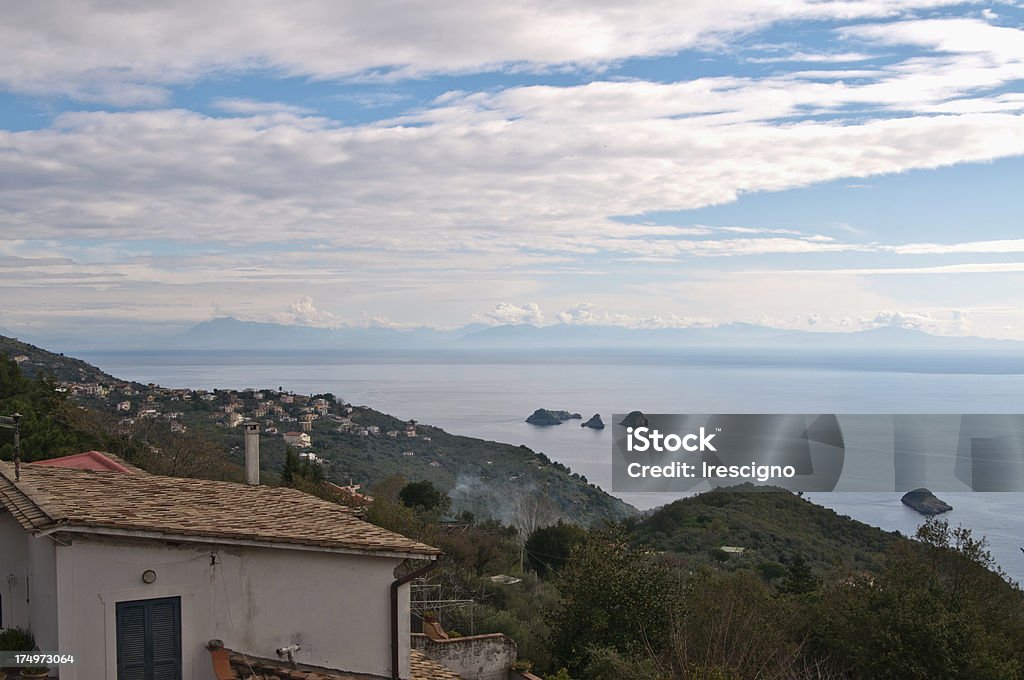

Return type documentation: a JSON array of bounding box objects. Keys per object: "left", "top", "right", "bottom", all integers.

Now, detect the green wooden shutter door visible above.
[{"left": 116, "top": 597, "right": 181, "bottom": 680}]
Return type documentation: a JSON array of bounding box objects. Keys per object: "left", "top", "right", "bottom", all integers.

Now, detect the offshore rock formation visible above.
[
  {"left": 526, "top": 409, "right": 581, "bottom": 426},
  {"left": 901, "top": 488, "right": 953, "bottom": 515}
]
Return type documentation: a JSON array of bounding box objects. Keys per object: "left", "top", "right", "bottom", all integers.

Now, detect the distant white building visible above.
[{"left": 283, "top": 431, "right": 312, "bottom": 447}]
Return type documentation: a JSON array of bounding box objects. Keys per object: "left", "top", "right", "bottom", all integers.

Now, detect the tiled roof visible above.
[
  {"left": 32, "top": 450, "right": 143, "bottom": 473},
  {"left": 410, "top": 650, "right": 463, "bottom": 680},
  {"left": 0, "top": 462, "right": 440, "bottom": 557},
  {"left": 218, "top": 649, "right": 461, "bottom": 679}
]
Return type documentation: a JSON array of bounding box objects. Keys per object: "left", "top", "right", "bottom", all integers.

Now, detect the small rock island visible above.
[
  {"left": 901, "top": 488, "right": 953, "bottom": 516},
  {"left": 582, "top": 414, "right": 605, "bottom": 429},
  {"left": 526, "top": 409, "right": 582, "bottom": 426},
  {"left": 618, "top": 411, "right": 649, "bottom": 428}
]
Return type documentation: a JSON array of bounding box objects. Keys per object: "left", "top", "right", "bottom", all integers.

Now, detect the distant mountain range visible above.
[
  {"left": 169, "top": 317, "right": 1024, "bottom": 352},
  {"left": 6, "top": 317, "right": 1023, "bottom": 353}
]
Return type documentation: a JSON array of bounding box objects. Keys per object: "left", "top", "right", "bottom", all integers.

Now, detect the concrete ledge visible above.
[{"left": 413, "top": 632, "right": 508, "bottom": 645}]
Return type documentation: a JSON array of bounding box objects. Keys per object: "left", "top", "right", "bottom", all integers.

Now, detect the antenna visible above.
[{"left": 0, "top": 413, "right": 22, "bottom": 481}]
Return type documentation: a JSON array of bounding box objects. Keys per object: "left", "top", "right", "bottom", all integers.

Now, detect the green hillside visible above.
[
  {"left": 632, "top": 485, "right": 900, "bottom": 576},
  {"left": 0, "top": 335, "right": 131, "bottom": 385}
]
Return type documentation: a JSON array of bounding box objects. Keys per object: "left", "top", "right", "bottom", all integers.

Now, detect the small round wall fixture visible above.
[{"left": 142, "top": 569, "right": 157, "bottom": 584}]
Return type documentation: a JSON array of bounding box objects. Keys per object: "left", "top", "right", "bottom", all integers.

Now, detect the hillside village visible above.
[{"left": 2, "top": 336, "right": 635, "bottom": 526}]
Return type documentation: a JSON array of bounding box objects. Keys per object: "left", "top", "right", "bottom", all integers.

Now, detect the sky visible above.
[{"left": 2, "top": 1, "right": 1024, "bottom": 342}]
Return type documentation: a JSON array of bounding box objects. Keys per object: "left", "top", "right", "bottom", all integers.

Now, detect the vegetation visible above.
[
  {"left": 524, "top": 520, "right": 587, "bottom": 578},
  {"left": 632, "top": 486, "right": 900, "bottom": 575},
  {"left": 531, "top": 515, "right": 1024, "bottom": 680},
  {"left": 0, "top": 626, "right": 35, "bottom": 652},
  {"left": 399, "top": 479, "right": 451, "bottom": 514},
  {"left": 0, "top": 355, "right": 96, "bottom": 460}
]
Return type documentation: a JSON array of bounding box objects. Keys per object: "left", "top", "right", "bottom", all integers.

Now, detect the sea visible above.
[{"left": 79, "top": 348, "right": 1024, "bottom": 584}]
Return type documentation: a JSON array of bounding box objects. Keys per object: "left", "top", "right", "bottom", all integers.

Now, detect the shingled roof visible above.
[{"left": 0, "top": 462, "right": 440, "bottom": 558}]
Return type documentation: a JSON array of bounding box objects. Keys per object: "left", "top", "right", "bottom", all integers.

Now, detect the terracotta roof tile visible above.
[
  {"left": 410, "top": 650, "right": 463, "bottom": 680},
  {"left": 0, "top": 462, "right": 439, "bottom": 557}
]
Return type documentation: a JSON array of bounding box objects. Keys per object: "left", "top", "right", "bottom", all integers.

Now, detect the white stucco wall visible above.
[
  {"left": 18, "top": 531, "right": 417, "bottom": 680},
  {"left": 0, "top": 511, "right": 57, "bottom": 645},
  {"left": 26, "top": 532, "right": 59, "bottom": 654},
  {"left": 0, "top": 511, "right": 30, "bottom": 630}
]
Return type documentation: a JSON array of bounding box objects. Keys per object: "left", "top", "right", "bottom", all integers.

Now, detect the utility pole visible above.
[{"left": 1, "top": 413, "right": 21, "bottom": 480}]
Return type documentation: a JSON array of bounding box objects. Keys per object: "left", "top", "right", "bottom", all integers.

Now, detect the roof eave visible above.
[{"left": 49, "top": 524, "right": 441, "bottom": 561}]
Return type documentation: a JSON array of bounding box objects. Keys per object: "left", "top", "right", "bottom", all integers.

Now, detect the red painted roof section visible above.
[{"left": 32, "top": 451, "right": 135, "bottom": 474}]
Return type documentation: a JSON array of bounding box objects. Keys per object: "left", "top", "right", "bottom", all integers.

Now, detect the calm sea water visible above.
[{"left": 80, "top": 349, "right": 1024, "bottom": 583}]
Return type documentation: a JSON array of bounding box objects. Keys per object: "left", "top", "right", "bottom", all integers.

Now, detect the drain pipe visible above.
[{"left": 391, "top": 558, "right": 438, "bottom": 680}]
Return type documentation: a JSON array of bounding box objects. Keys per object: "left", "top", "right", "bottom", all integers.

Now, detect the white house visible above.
[
  {"left": 283, "top": 431, "right": 312, "bottom": 447},
  {"left": 299, "top": 451, "right": 324, "bottom": 464},
  {"left": 0, "top": 453, "right": 454, "bottom": 680}
]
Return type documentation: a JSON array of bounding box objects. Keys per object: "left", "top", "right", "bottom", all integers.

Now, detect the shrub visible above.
[{"left": 0, "top": 626, "right": 35, "bottom": 651}]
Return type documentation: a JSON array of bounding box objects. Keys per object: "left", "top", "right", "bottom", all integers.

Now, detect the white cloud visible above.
[
  {"left": 756, "top": 263, "right": 1024, "bottom": 275},
  {"left": 861, "top": 309, "right": 974, "bottom": 334},
  {"left": 211, "top": 98, "right": 316, "bottom": 115},
  {"left": 261, "top": 296, "right": 343, "bottom": 328},
  {"left": 882, "top": 239, "right": 1024, "bottom": 254},
  {"left": 477, "top": 302, "right": 546, "bottom": 325},
  {"left": 555, "top": 303, "right": 711, "bottom": 328},
  {"left": 3, "top": 100, "right": 1024, "bottom": 254},
  {"left": 746, "top": 51, "right": 879, "bottom": 64},
  {"left": 0, "top": 1, "right": 970, "bottom": 102}
]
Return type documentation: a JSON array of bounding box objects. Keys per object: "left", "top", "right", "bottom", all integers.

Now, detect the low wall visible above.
[{"left": 411, "top": 633, "right": 517, "bottom": 680}]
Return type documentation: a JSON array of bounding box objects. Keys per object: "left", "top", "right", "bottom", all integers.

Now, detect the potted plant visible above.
[
  {"left": 0, "top": 627, "right": 36, "bottom": 679},
  {"left": 19, "top": 668, "right": 48, "bottom": 679}
]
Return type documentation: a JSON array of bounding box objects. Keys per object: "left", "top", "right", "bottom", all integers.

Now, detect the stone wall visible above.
[{"left": 411, "top": 633, "right": 517, "bottom": 680}]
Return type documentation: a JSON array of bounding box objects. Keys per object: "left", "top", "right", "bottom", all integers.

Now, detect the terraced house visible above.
[{"left": 0, "top": 451, "right": 456, "bottom": 680}]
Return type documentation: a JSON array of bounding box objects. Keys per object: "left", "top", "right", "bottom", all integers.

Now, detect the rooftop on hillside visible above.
[{"left": 0, "top": 458, "right": 440, "bottom": 558}]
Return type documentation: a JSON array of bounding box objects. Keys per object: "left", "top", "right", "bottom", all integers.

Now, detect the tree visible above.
[
  {"left": 525, "top": 521, "right": 587, "bottom": 578},
  {"left": 811, "top": 520, "right": 1024, "bottom": 680},
  {"left": 281, "top": 447, "right": 301, "bottom": 485},
  {"left": 778, "top": 555, "right": 819, "bottom": 595},
  {"left": 511, "top": 492, "right": 559, "bottom": 539},
  {"left": 399, "top": 480, "right": 451, "bottom": 514},
  {"left": 663, "top": 570, "right": 810, "bottom": 680},
  {"left": 547, "top": 528, "right": 681, "bottom": 676},
  {"left": 0, "top": 356, "right": 94, "bottom": 460}
]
